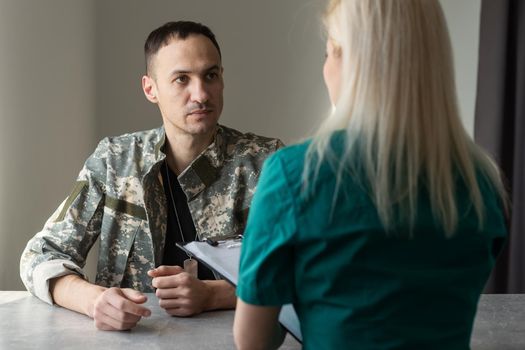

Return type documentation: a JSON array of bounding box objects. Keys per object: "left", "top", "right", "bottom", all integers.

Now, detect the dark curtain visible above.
[{"left": 475, "top": 0, "right": 525, "bottom": 293}]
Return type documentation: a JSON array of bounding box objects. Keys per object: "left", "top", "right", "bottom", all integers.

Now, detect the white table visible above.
[
  {"left": 0, "top": 291, "right": 300, "bottom": 349},
  {"left": 470, "top": 294, "right": 525, "bottom": 349},
  {"left": 1, "top": 292, "right": 524, "bottom": 349}
]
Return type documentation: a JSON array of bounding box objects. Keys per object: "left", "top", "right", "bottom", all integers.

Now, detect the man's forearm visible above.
[
  {"left": 203, "top": 280, "right": 237, "bottom": 310},
  {"left": 50, "top": 274, "right": 106, "bottom": 318}
]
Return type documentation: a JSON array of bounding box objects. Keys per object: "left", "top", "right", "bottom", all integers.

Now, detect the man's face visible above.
[{"left": 143, "top": 34, "right": 224, "bottom": 136}]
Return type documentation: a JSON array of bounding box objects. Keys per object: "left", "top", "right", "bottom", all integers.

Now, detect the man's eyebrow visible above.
[
  {"left": 169, "top": 65, "right": 221, "bottom": 77},
  {"left": 205, "top": 65, "right": 221, "bottom": 72}
]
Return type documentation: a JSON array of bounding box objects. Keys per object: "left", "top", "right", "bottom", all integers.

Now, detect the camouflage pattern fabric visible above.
[{"left": 20, "top": 125, "right": 283, "bottom": 302}]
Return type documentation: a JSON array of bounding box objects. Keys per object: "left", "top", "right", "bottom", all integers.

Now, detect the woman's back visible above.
[{"left": 240, "top": 136, "right": 507, "bottom": 349}]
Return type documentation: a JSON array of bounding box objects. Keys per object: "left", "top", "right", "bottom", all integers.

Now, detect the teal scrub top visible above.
[{"left": 237, "top": 136, "right": 507, "bottom": 350}]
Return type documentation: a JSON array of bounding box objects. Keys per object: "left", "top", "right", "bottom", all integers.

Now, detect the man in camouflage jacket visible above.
[{"left": 20, "top": 21, "right": 283, "bottom": 331}]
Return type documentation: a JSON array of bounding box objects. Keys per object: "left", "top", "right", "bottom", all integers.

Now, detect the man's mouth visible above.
[{"left": 188, "top": 109, "right": 212, "bottom": 116}]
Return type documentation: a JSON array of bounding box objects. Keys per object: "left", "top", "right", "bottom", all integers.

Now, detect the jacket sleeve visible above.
[{"left": 19, "top": 139, "right": 108, "bottom": 305}]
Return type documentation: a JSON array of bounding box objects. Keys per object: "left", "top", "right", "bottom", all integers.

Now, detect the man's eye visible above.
[
  {"left": 175, "top": 76, "right": 188, "bottom": 84},
  {"left": 206, "top": 72, "right": 218, "bottom": 80}
]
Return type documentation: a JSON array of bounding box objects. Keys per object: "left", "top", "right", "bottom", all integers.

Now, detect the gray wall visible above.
[
  {"left": 0, "top": 0, "right": 481, "bottom": 290},
  {"left": 93, "top": 0, "right": 328, "bottom": 144},
  {"left": 440, "top": 0, "right": 482, "bottom": 135},
  {"left": 0, "top": 0, "right": 96, "bottom": 290}
]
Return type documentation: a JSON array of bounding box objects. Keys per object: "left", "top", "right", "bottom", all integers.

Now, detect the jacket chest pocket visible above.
[{"left": 96, "top": 197, "right": 149, "bottom": 288}]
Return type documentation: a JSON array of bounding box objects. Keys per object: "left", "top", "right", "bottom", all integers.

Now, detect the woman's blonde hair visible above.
[{"left": 304, "top": 0, "right": 507, "bottom": 235}]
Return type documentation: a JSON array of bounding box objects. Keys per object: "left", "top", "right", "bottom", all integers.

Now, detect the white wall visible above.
[{"left": 0, "top": 0, "right": 482, "bottom": 290}]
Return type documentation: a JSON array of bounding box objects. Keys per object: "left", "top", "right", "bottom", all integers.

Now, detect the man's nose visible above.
[{"left": 190, "top": 79, "right": 210, "bottom": 104}]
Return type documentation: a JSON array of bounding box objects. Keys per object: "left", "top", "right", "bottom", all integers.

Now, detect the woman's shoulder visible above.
[
  {"left": 267, "top": 139, "right": 311, "bottom": 168},
  {"left": 267, "top": 132, "right": 349, "bottom": 182},
  {"left": 257, "top": 140, "right": 312, "bottom": 193},
  {"left": 269, "top": 131, "right": 347, "bottom": 168}
]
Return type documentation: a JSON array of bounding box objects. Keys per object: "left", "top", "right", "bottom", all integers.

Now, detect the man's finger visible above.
[
  {"left": 121, "top": 288, "right": 148, "bottom": 305},
  {"left": 155, "top": 286, "right": 183, "bottom": 299},
  {"left": 152, "top": 271, "right": 194, "bottom": 289},
  {"left": 148, "top": 265, "right": 184, "bottom": 278},
  {"left": 158, "top": 296, "right": 183, "bottom": 309},
  {"left": 152, "top": 275, "right": 176, "bottom": 289},
  {"left": 93, "top": 301, "right": 142, "bottom": 331},
  {"left": 108, "top": 290, "right": 151, "bottom": 317},
  {"left": 94, "top": 310, "right": 139, "bottom": 331}
]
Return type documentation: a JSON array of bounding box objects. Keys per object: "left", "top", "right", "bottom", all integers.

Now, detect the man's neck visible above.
[{"left": 164, "top": 127, "right": 216, "bottom": 175}]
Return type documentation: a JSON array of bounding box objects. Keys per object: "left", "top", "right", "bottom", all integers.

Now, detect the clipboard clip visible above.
[{"left": 206, "top": 234, "right": 243, "bottom": 248}]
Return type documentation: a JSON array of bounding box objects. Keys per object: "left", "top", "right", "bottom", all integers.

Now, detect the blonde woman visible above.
[{"left": 234, "top": 0, "right": 508, "bottom": 349}]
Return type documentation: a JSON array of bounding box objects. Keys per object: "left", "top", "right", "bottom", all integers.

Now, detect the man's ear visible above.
[{"left": 142, "top": 75, "right": 158, "bottom": 103}]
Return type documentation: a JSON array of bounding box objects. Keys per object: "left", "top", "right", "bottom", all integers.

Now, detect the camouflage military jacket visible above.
[{"left": 20, "top": 125, "right": 283, "bottom": 304}]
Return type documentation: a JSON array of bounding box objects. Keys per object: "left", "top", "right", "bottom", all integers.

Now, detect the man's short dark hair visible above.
[{"left": 144, "top": 21, "right": 221, "bottom": 74}]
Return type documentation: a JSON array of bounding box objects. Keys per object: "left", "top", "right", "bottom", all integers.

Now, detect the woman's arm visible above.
[{"left": 233, "top": 299, "right": 285, "bottom": 350}]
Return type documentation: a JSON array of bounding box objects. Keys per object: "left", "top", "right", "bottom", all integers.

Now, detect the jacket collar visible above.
[{"left": 152, "top": 125, "right": 227, "bottom": 201}]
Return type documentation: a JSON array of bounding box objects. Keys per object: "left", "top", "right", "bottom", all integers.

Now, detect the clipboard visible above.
[{"left": 177, "top": 241, "right": 303, "bottom": 343}]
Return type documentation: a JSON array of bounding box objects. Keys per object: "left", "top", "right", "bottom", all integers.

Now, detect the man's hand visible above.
[
  {"left": 90, "top": 287, "right": 151, "bottom": 331},
  {"left": 148, "top": 265, "right": 213, "bottom": 317},
  {"left": 50, "top": 275, "right": 151, "bottom": 331}
]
